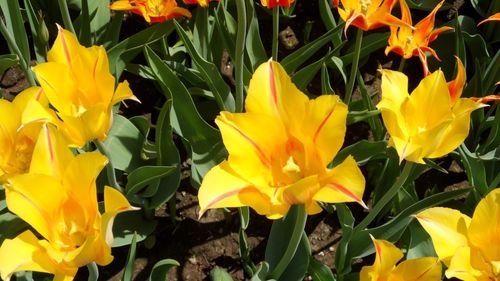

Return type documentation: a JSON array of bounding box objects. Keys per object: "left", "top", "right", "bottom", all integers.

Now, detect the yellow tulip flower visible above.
[
  {"left": 198, "top": 60, "right": 366, "bottom": 219},
  {"left": 110, "top": 0, "right": 192, "bottom": 23},
  {"left": 31, "top": 26, "right": 139, "bottom": 147},
  {"left": 0, "top": 125, "right": 136, "bottom": 280},
  {"left": 332, "top": 0, "right": 408, "bottom": 32},
  {"left": 0, "top": 87, "right": 50, "bottom": 181},
  {"left": 376, "top": 59, "right": 483, "bottom": 163},
  {"left": 385, "top": 0, "right": 453, "bottom": 75},
  {"left": 360, "top": 238, "right": 441, "bottom": 281},
  {"left": 416, "top": 188, "right": 500, "bottom": 280}
]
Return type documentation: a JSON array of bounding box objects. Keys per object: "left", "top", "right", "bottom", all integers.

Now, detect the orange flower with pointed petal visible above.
[
  {"left": 478, "top": 12, "right": 500, "bottom": 25},
  {"left": 183, "top": 0, "right": 220, "bottom": 7},
  {"left": 385, "top": 0, "right": 453, "bottom": 75},
  {"left": 332, "top": 0, "right": 408, "bottom": 32},
  {"left": 110, "top": 0, "right": 191, "bottom": 23},
  {"left": 0, "top": 125, "right": 136, "bottom": 280},
  {"left": 260, "top": 0, "right": 294, "bottom": 8},
  {"left": 197, "top": 60, "right": 366, "bottom": 219}
]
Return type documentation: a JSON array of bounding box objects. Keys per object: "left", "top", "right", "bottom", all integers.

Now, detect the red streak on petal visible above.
[
  {"left": 59, "top": 28, "right": 72, "bottom": 65},
  {"left": 35, "top": 88, "right": 43, "bottom": 101},
  {"left": 326, "top": 182, "right": 361, "bottom": 203},
  {"left": 374, "top": 240, "right": 382, "bottom": 263},
  {"left": 268, "top": 62, "right": 279, "bottom": 110},
  {"left": 313, "top": 107, "right": 335, "bottom": 144},
  {"left": 44, "top": 125, "right": 55, "bottom": 163},
  {"left": 204, "top": 186, "right": 248, "bottom": 210},
  {"left": 226, "top": 122, "right": 272, "bottom": 167}
]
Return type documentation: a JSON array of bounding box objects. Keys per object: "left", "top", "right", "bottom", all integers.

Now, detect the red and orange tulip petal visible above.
[{"left": 478, "top": 12, "right": 500, "bottom": 26}]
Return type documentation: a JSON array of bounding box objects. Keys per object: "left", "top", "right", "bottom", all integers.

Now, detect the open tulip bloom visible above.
[
  {"left": 197, "top": 60, "right": 366, "bottom": 219},
  {"left": 260, "top": 0, "right": 294, "bottom": 9},
  {"left": 110, "top": 0, "right": 192, "bottom": 23},
  {"left": 385, "top": 0, "right": 453, "bottom": 75},
  {"left": 416, "top": 188, "right": 500, "bottom": 280},
  {"left": 360, "top": 238, "right": 441, "bottom": 281},
  {"left": 0, "top": 125, "right": 136, "bottom": 280},
  {"left": 377, "top": 59, "right": 484, "bottom": 164},
  {"left": 29, "top": 26, "right": 139, "bottom": 148}
]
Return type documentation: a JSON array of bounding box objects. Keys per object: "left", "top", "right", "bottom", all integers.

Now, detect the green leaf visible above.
[
  {"left": 0, "top": 1, "right": 30, "bottom": 62},
  {"left": 103, "top": 114, "right": 145, "bottom": 172},
  {"left": 174, "top": 20, "right": 235, "bottom": 112},
  {"left": 125, "top": 165, "right": 177, "bottom": 196},
  {"left": 245, "top": 0, "right": 267, "bottom": 70},
  {"left": 277, "top": 233, "right": 311, "bottom": 281},
  {"left": 339, "top": 32, "right": 389, "bottom": 66},
  {"left": 308, "top": 258, "right": 336, "bottom": 281},
  {"left": 320, "top": 63, "right": 335, "bottom": 94},
  {"left": 0, "top": 54, "right": 19, "bottom": 76},
  {"left": 210, "top": 267, "right": 234, "bottom": 281},
  {"left": 148, "top": 259, "right": 180, "bottom": 281},
  {"left": 332, "top": 140, "right": 388, "bottom": 167},
  {"left": 122, "top": 232, "right": 138, "bottom": 281},
  {"left": 112, "top": 211, "right": 157, "bottom": 247},
  {"left": 405, "top": 221, "right": 437, "bottom": 259},
  {"left": 250, "top": 262, "right": 270, "bottom": 281},
  {"left": 318, "top": 0, "right": 342, "bottom": 51},
  {"left": 144, "top": 46, "right": 226, "bottom": 185},
  {"left": 0, "top": 210, "right": 28, "bottom": 243}
]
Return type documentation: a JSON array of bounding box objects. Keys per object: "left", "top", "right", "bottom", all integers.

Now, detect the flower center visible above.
[
  {"left": 148, "top": 0, "right": 164, "bottom": 15},
  {"left": 360, "top": 0, "right": 372, "bottom": 14}
]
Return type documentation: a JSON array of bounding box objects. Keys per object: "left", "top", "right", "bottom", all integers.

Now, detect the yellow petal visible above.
[
  {"left": 245, "top": 60, "right": 308, "bottom": 125},
  {"left": 58, "top": 104, "right": 111, "bottom": 147},
  {"left": 445, "top": 246, "right": 484, "bottom": 281},
  {"left": 29, "top": 125, "right": 73, "bottom": 178},
  {"left": 65, "top": 234, "right": 113, "bottom": 267},
  {"left": 12, "top": 86, "right": 48, "bottom": 111},
  {"left": 389, "top": 257, "right": 441, "bottom": 281},
  {"left": 448, "top": 57, "right": 466, "bottom": 104},
  {"left": 377, "top": 70, "right": 410, "bottom": 139},
  {"left": 102, "top": 186, "right": 136, "bottom": 246},
  {"left": 468, "top": 188, "right": 500, "bottom": 263},
  {"left": 314, "top": 155, "right": 366, "bottom": 207},
  {"left": 299, "top": 94, "right": 348, "bottom": 166},
  {"left": 282, "top": 175, "right": 319, "bottom": 205},
  {"left": 0, "top": 99, "right": 21, "bottom": 138},
  {"left": 360, "top": 239, "right": 403, "bottom": 281},
  {"left": 47, "top": 25, "right": 82, "bottom": 66},
  {"left": 111, "top": 80, "right": 139, "bottom": 105},
  {"left": 416, "top": 207, "right": 471, "bottom": 265},
  {"left": 109, "top": 0, "right": 135, "bottom": 10},
  {"left": 0, "top": 231, "right": 62, "bottom": 280}
]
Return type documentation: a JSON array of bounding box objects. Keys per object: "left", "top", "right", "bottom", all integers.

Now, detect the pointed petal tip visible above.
[{"left": 359, "top": 200, "right": 369, "bottom": 210}]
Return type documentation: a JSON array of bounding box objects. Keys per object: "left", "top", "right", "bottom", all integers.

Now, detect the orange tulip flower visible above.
[
  {"left": 478, "top": 12, "right": 500, "bottom": 25},
  {"left": 385, "top": 0, "right": 452, "bottom": 75},
  {"left": 332, "top": 0, "right": 408, "bottom": 32},
  {"left": 110, "top": 0, "right": 191, "bottom": 23},
  {"left": 260, "top": 0, "right": 294, "bottom": 8},
  {"left": 183, "top": 0, "right": 220, "bottom": 7}
]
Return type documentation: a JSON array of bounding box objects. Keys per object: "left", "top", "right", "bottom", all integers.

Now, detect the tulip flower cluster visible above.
[{"left": 0, "top": 27, "right": 137, "bottom": 280}]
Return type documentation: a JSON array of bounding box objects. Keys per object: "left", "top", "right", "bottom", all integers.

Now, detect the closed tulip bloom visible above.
[
  {"left": 416, "top": 188, "right": 500, "bottom": 280},
  {"left": 385, "top": 0, "right": 453, "bottom": 75},
  {"left": 30, "top": 26, "right": 139, "bottom": 147},
  {"left": 183, "top": 0, "right": 220, "bottom": 7},
  {"left": 0, "top": 87, "right": 49, "bottom": 181},
  {"left": 360, "top": 238, "right": 441, "bottom": 281},
  {"left": 261, "top": 0, "right": 294, "bottom": 8},
  {"left": 110, "top": 0, "right": 191, "bottom": 22},
  {"left": 332, "top": 0, "right": 408, "bottom": 32},
  {"left": 376, "top": 59, "right": 483, "bottom": 163},
  {"left": 198, "top": 60, "right": 366, "bottom": 219},
  {"left": 0, "top": 125, "right": 135, "bottom": 280}
]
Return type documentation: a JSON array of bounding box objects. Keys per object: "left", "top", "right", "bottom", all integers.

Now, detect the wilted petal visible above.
[
  {"left": 389, "top": 257, "right": 441, "bottom": 281},
  {"left": 416, "top": 207, "right": 471, "bottom": 265}
]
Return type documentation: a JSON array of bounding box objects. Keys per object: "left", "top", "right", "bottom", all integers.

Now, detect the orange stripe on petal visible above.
[
  {"left": 44, "top": 125, "right": 55, "bottom": 163},
  {"left": 268, "top": 61, "right": 279, "bottom": 110},
  {"left": 313, "top": 106, "right": 335, "bottom": 144},
  {"left": 327, "top": 182, "right": 367, "bottom": 208},
  {"left": 225, "top": 122, "right": 272, "bottom": 167},
  {"left": 57, "top": 25, "right": 72, "bottom": 65},
  {"left": 200, "top": 186, "right": 250, "bottom": 218}
]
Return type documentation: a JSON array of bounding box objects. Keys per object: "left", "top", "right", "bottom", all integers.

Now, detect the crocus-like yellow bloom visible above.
[
  {"left": 30, "top": 26, "right": 139, "bottom": 147},
  {"left": 385, "top": 0, "right": 453, "bottom": 76},
  {"left": 332, "top": 0, "right": 408, "bottom": 32},
  {"left": 197, "top": 60, "right": 366, "bottom": 219},
  {"left": 110, "top": 0, "right": 191, "bottom": 22},
  {"left": 360, "top": 238, "right": 441, "bottom": 281},
  {"left": 0, "top": 87, "right": 49, "bottom": 181},
  {"left": 260, "top": 0, "right": 294, "bottom": 8},
  {"left": 416, "top": 188, "right": 500, "bottom": 280},
  {"left": 183, "top": 0, "right": 220, "bottom": 7},
  {"left": 0, "top": 125, "right": 136, "bottom": 280},
  {"left": 376, "top": 58, "right": 483, "bottom": 163}
]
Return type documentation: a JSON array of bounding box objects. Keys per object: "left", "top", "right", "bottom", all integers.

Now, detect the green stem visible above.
[
  {"left": 94, "top": 140, "right": 123, "bottom": 193},
  {"left": 161, "top": 36, "right": 170, "bottom": 58},
  {"left": 234, "top": 0, "right": 246, "bottom": 112},
  {"left": 57, "top": 0, "right": 76, "bottom": 34},
  {"left": 87, "top": 262, "right": 99, "bottom": 281},
  {"left": 398, "top": 57, "right": 406, "bottom": 72},
  {"left": 343, "top": 28, "right": 363, "bottom": 104},
  {"left": 354, "top": 161, "right": 415, "bottom": 231},
  {"left": 199, "top": 7, "right": 209, "bottom": 59},
  {"left": 0, "top": 19, "right": 36, "bottom": 86},
  {"left": 272, "top": 7, "right": 279, "bottom": 61},
  {"left": 269, "top": 204, "right": 307, "bottom": 280}
]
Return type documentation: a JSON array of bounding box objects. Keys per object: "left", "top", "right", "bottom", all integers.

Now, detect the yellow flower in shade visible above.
[
  {"left": 183, "top": 0, "right": 220, "bottom": 7},
  {"left": 30, "top": 26, "right": 139, "bottom": 148},
  {"left": 376, "top": 58, "right": 484, "bottom": 164},
  {"left": 0, "top": 125, "right": 136, "bottom": 280},
  {"left": 110, "top": 0, "right": 191, "bottom": 23},
  {"left": 385, "top": 0, "right": 453, "bottom": 76},
  {"left": 0, "top": 87, "right": 50, "bottom": 181},
  {"left": 197, "top": 60, "right": 366, "bottom": 219},
  {"left": 332, "top": 0, "right": 408, "bottom": 32},
  {"left": 416, "top": 188, "right": 500, "bottom": 280},
  {"left": 360, "top": 238, "right": 441, "bottom": 281},
  {"left": 260, "top": 0, "right": 294, "bottom": 8}
]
